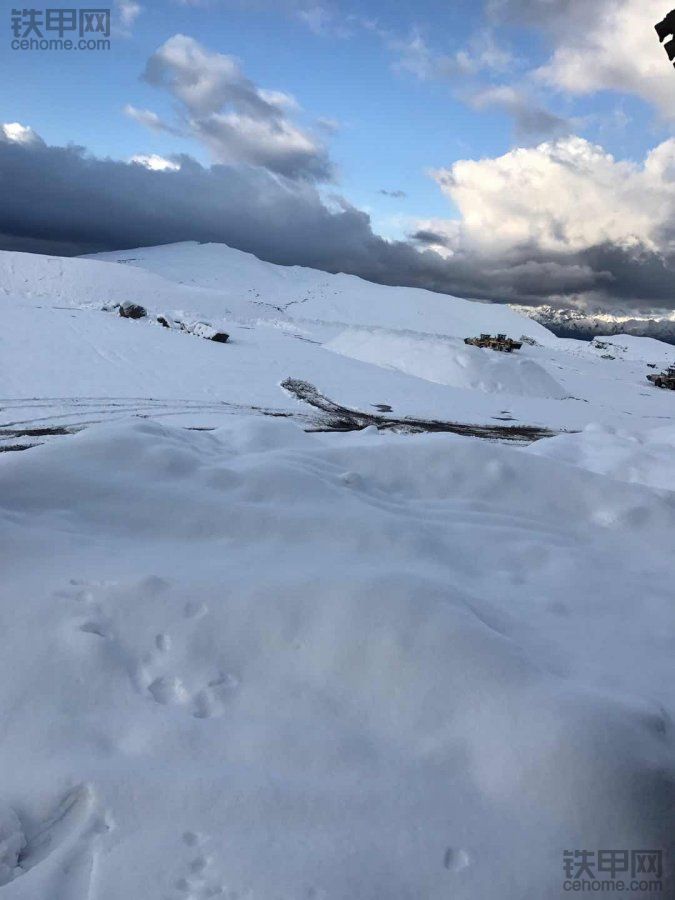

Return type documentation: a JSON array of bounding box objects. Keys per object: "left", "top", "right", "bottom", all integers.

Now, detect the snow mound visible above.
[
  {"left": 1, "top": 418, "right": 674, "bottom": 898},
  {"left": 529, "top": 421, "right": 675, "bottom": 491},
  {"left": 327, "top": 327, "right": 568, "bottom": 398}
]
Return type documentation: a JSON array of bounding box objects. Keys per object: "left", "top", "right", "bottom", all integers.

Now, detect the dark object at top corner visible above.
[
  {"left": 656, "top": 9, "right": 675, "bottom": 41},
  {"left": 656, "top": 10, "right": 675, "bottom": 62}
]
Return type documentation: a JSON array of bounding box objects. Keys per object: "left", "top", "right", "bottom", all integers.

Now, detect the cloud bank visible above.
[{"left": 3, "top": 124, "right": 675, "bottom": 311}]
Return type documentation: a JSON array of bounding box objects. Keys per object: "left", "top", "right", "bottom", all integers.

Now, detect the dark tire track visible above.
[
  {"left": 0, "top": 396, "right": 310, "bottom": 452},
  {"left": 0, "top": 380, "right": 567, "bottom": 453},
  {"left": 281, "top": 378, "right": 565, "bottom": 443}
]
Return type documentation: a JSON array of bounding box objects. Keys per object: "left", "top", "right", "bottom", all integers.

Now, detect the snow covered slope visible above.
[
  {"left": 89, "top": 241, "right": 556, "bottom": 340},
  {"left": 4, "top": 242, "right": 675, "bottom": 438},
  {"left": 2, "top": 242, "right": 675, "bottom": 899},
  {"left": 529, "top": 420, "right": 675, "bottom": 491},
  {"left": 0, "top": 246, "right": 226, "bottom": 314}
]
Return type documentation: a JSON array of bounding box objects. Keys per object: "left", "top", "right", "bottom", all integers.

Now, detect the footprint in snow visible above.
[
  {"left": 443, "top": 846, "right": 471, "bottom": 873},
  {"left": 169, "top": 832, "right": 229, "bottom": 899},
  {"left": 0, "top": 785, "right": 109, "bottom": 897},
  {"left": 138, "top": 623, "right": 239, "bottom": 720},
  {"left": 144, "top": 666, "right": 239, "bottom": 720},
  {"left": 60, "top": 579, "right": 238, "bottom": 720}
]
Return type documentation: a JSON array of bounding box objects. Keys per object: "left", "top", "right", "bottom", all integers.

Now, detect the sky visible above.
[{"left": 3, "top": 0, "right": 675, "bottom": 312}]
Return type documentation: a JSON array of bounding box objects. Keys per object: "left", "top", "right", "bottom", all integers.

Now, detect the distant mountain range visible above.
[{"left": 511, "top": 304, "right": 675, "bottom": 345}]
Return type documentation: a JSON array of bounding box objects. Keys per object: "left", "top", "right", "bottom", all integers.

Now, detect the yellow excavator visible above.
[{"left": 464, "top": 333, "right": 523, "bottom": 353}]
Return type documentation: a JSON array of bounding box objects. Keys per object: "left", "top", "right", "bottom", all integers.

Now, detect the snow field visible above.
[
  {"left": 2, "top": 240, "right": 675, "bottom": 897},
  {"left": 0, "top": 417, "right": 673, "bottom": 898}
]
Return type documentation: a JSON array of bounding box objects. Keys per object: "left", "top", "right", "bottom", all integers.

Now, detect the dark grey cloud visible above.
[
  {"left": 2, "top": 135, "right": 675, "bottom": 312},
  {"left": 0, "top": 137, "right": 437, "bottom": 278},
  {"left": 409, "top": 229, "right": 451, "bottom": 246},
  {"left": 379, "top": 189, "right": 407, "bottom": 198},
  {"left": 487, "top": 0, "right": 595, "bottom": 30}
]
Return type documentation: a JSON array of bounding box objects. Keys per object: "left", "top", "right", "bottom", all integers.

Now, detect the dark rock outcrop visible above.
[{"left": 119, "top": 302, "right": 147, "bottom": 320}]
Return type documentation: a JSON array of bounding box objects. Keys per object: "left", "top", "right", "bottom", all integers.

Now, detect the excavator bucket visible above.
[
  {"left": 656, "top": 11, "right": 675, "bottom": 63},
  {"left": 656, "top": 10, "right": 675, "bottom": 43}
]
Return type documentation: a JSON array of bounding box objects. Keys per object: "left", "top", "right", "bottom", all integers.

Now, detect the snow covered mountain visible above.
[
  {"left": 513, "top": 302, "right": 675, "bottom": 344},
  {"left": 1, "top": 242, "right": 675, "bottom": 899}
]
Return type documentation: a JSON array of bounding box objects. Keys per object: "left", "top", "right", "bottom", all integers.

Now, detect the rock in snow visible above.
[
  {"left": 118, "top": 301, "right": 146, "bottom": 320},
  {"left": 182, "top": 320, "right": 229, "bottom": 343}
]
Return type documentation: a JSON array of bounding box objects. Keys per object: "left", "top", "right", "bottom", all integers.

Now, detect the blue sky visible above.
[{"left": 3, "top": 0, "right": 675, "bottom": 312}]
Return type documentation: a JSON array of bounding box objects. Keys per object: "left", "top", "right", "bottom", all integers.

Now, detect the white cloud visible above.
[
  {"left": 129, "top": 153, "right": 181, "bottom": 171},
  {"left": 296, "top": 5, "right": 329, "bottom": 33},
  {"left": 431, "top": 135, "right": 675, "bottom": 255},
  {"left": 123, "top": 104, "right": 182, "bottom": 135},
  {"left": 137, "top": 35, "right": 331, "bottom": 180},
  {"left": 493, "top": 0, "right": 675, "bottom": 118},
  {"left": 0, "top": 123, "right": 44, "bottom": 146},
  {"left": 296, "top": 4, "right": 351, "bottom": 36},
  {"left": 257, "top": 89, "right": 300, "bottom": 112},
  {"left": 117, "top": 0, "right": 142, "bottom": 29},
  {"left": 393, "top": 27, "right": 515, "bottom": 81}
]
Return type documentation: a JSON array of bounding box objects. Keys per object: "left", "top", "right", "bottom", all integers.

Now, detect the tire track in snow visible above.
[
  {"left": 0, "top": 397, "right": 307, "bottom": 451},
  {"left": 0, "top": 376, "right": 567, "bottom": 453},
  {"left": 281, "top": 377, "right": 564, "bottom": 442}
]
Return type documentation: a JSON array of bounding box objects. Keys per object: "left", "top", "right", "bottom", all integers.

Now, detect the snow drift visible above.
[
  {"left": 1, "top": 418, "right": 674, "bottom": 898},
  {"left": 529, "top": 421, "right": 675, "bottom": 491}
]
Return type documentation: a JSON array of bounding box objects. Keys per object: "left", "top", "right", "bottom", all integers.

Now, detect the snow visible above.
[
  {"left": 87, "top": 241, "right": 555, "bottom": 342},
  {"left": 327, "top": 327, "right": 568, "bottom": 398},
  {"left": 528, "top": 421, "right": 675, "bottom": 491},
  {"left": 1, "top": 241, "right": 675, "bottom": 898},
  {"left": 4, "top": 242, "right": 675, "bottom": 437}
]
